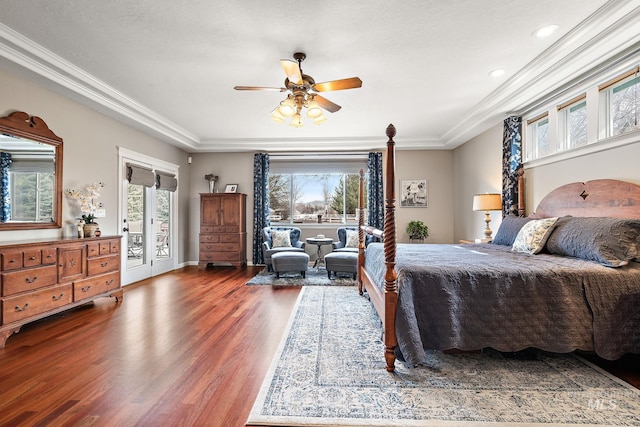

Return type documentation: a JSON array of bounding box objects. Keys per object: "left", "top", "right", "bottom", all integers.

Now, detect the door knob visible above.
[{"left": 123, "top": 227, "right": 129, "bottom": 232}]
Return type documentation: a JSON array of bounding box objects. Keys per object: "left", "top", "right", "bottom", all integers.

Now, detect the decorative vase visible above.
[{"left": 83, "top": 223, "right": 99, "bottom": 238}]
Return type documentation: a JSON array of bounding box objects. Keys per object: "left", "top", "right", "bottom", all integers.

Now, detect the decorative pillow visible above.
[
  {"left": 511, "top": 217, "right": 559, "bottom": 254},
  {"left": 271, "top": 230, "right": 292, "bottom": 248},
  {"left": 492, "top": 216, "right": 533, "bottom": 246},
  {"left": 545, "top": 217, "right": 640, "bottom": 267},
  {"left": 345, "top": 229, "right": 359, "bottom": 248}
]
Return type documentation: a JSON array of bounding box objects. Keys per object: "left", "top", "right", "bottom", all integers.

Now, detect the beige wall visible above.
[
  {"left": 453, "top": 124, "right": 503, "bottom": 242},
  {"left": 453, "top": 122, "right": 640, "bottom": 240},
  {"left": 0, "top": 68, "right": 191, "bottom": 263}
]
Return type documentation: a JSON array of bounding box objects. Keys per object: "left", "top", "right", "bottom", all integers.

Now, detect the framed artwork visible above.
[
  {"left": 225, "top": 184, "right": 238, "bottom": 193},
  {"left": 400, "top": 179, "right": 428, "bottom": 207}
]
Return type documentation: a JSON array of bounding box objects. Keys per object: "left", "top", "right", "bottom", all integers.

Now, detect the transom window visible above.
[
  {"left": 526, "top": 114, "right": 550, "bottom": 160},
  {"left": 558, "top": 96, "right": 587, "bottom": 150},
  {"left": 608, "top": 71, "right": 640, "bottom": 137}
]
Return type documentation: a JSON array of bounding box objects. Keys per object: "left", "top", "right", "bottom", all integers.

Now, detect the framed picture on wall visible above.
[
  {"left": 225, "top": 184, "right": 238, "bottom": 193},
  {"left": 400, "top": 179, "right": 428, "bottom": 207}
]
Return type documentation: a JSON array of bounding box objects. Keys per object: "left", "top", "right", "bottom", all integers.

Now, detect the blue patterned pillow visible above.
[{"left": 512, "top": 217, "right": 559, "bottom": 254}]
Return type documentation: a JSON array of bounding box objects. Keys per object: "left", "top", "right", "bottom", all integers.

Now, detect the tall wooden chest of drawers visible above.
[
  {"left": 199, "top": 193, "right": 247, "bottom": 269},
  {"left": 0, "top": 236, "right": 122, "bottom": 347}
]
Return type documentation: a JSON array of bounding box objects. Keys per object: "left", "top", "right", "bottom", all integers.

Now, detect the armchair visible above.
[
  {"left": 262, "top": 226, "right": 306, "bottom": 271},
  {"left": 332, "top": 227, "right": 377, "bottom": 252}
]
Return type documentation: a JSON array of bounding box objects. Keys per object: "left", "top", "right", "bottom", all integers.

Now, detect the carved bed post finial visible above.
[
  {"left": 358, "top": 169, "right": 365, "bottom": 295},
  {"left": 384, "top": 124, "right": 398, "bottom": 372}
]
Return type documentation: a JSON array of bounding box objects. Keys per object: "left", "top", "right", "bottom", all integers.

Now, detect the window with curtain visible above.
[{"left": 269, "top": 154, "right": 368, "bottom": 225}]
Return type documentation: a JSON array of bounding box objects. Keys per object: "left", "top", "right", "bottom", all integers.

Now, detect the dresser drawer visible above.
[
  {"left": 87, "top": 254, "right": 119, "bottom": 276},
  {"left": 199, "top": 234, "right": 219, "bottom": 244},
  {"left": 199, "top": 243, "right": 239, "bottom": 253},
  {"left": 23, "top": 249, "right": 42, "bottom": 267},
  {"left": 219, "top": 234, "right": 239, "bottom": 243},
  {"left": 1, "top": 252, "right": 23, "bottom": 271},
  {"left": 224, "top": 226, "right": 240, "bottom": 233},
  {"left": 199, "top": 251, "right": 241, "bottom": 262},
  {"left": 86, "top": 242, "right": 100, "bottom": 258},
  {"left": 73, "top": 271, "right": 120, "bottom": 301},
  {"left": 2, "top": 264, "right": 58, "bottom": 296},
  {"left": 2, "top": 284, "right": 72, "bottom": 324}
]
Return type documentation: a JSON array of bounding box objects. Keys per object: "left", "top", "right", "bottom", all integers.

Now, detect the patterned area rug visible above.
[
  {"left": 245, "top": 267, "right": 357, "bottom": 286},
  {"left": 247, "top": 287, "right": 640, "bottom": 426}
]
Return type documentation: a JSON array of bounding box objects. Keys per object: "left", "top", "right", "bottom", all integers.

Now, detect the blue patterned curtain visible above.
[
  {"left": 0, "top": 152, "right": 11, "bottom": 222},
  {"left": 253, "top": 153, "right": 270, "bottom": 265},
  {"left": 367, "top": 152, "right": 384, "bottom": 229},
  {"left": 502, "top": 116, "right": 522, "bottom": 216}
]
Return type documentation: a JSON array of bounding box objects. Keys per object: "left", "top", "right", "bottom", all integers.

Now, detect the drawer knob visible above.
[
  {"left": 106, "top": 279, "right": 114, "bottom": 285},
  {"left": 81, "top": 285, "right": 92, "bottom": 293},
  {"left": 9, "top": 259, "right": 16, "bottom": 263},
  {"left": 25, "top": 276, "right": 38, "bottom": 284},
  {"left": 101, "top": 262, "right": 109, "bottom": 267},
  {"left": 15, "top": 303, "right": 29, "bottom": 312},
  {"left": 29, "top": 256, "right": 36, "bottom": 260},
  {"left": 52, "top": 293, "right": 65, "bottom": 301}
]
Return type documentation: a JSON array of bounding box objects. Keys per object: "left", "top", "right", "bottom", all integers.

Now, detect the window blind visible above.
[{"left": 126, "top": 164, "right": 155, "bottom": 187}]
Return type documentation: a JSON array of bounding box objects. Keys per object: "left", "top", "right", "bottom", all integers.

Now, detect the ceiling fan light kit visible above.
[{"left": 234, "top": 52, "right": 362, "bottom": 128}]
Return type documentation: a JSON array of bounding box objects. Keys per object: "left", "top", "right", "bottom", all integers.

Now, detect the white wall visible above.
[{"left": 0, "top": 68, "right": 191, "bottom": 263}]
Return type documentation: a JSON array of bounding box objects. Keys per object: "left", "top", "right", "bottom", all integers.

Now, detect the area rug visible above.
[
  {"left": 246, "top": 267, "right": 357, "bottom": 286},
  {"left": 247, "top": 287, "right": 640, "bottom": 426}
]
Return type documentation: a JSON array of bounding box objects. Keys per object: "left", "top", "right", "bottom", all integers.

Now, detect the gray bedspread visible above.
[{"left": 364, "top": 242, "right": 640, "bottom": 366}]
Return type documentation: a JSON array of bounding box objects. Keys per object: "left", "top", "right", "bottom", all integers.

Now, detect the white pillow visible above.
[
  {"left": 271, "top": 230, "right": 292, "bottom": 248},
  {"left": 512, "top": 217, "right": 558, "bottom": 254},
  {"left": 345, "top": 229, "right": 359, "bottom": 248}
]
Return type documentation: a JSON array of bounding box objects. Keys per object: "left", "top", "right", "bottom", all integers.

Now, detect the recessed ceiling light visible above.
[
  {"left": 489, "top": 69, "right": 505, "bottom": 78},
  {"left": 533, "top": 24, "right": 559, "bottom": 38}
]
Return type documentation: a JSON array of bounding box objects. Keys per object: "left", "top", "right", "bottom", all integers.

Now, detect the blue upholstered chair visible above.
[
  {"left": 262, "top": 226, "right": 306, "bottom": 271},
  {"left": 332, "top": 227, "right": 377, "bottom": 252}
]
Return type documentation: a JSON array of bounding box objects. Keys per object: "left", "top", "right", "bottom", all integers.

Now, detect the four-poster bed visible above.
[{"left": 357, "top": 124, "right": 640, "bottom": 372}]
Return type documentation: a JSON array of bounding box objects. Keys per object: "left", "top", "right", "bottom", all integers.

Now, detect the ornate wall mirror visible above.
[{"left": 0, "top": 111, "right": 63, "bottom": 230}]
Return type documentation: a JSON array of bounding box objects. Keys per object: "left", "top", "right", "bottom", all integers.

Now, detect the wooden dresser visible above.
[
  {"left": 0, "top": 236, "right": 122, "bottom": 347},
  {"left": 199, "top": 193, "right": 247, "bottom": 269}
]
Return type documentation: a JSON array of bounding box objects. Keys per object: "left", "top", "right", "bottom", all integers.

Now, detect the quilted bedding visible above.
[{"left": 364, "top": 242, "right": 640, "bottom": 366}]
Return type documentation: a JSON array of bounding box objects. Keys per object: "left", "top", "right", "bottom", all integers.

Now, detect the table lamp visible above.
[{"left": 472, "top": 193, "right": 502, "bottom": 240}]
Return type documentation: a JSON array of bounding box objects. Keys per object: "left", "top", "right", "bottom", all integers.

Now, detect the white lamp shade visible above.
[
  {"left": 472, "top": 193, "right": 502, "bottom": 211},
  {"left": 271, "top": 108, "right": 285, "bottom": 123}
]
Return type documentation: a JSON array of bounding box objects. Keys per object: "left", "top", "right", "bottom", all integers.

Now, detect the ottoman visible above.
[
  {"left": 324, "top": 251, "right": 358, "bottom": 279},
  {"left": 271, "top": 252, "right": 310, "bottom": 278}
]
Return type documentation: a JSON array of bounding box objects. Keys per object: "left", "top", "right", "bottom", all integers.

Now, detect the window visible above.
[
  {"left": 269, "top": 155, "right": 368, "bottom": 225},
  {"left": 10, "top": 171, "right": 54, "bottom": 221},
  {"left": 558, "top": 96, "right": 587, "bottom": 150},
  {"left": 600, "top": 67, "right": 640, "bottom": 138},
  {"left": 269, "top": 173, "right": 366, "bottom": 224},
  {"left": 527, "top": 114, "right": 550, "bottom": 159}
]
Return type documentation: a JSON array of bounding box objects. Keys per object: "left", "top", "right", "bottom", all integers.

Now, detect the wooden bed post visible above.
[
  {"left": 383, "top": 124, "right": 398, "bottom": 372},
  {"left": 516, "top": 166, "right": 525, "bottom": 217},
  {"left": 358, "top": 169, "right": 365, "bottom": 295}
]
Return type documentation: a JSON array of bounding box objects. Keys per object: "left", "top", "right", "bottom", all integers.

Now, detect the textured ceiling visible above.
[{"left": 0, "top": 1, "right": 639, "bottom": 152}]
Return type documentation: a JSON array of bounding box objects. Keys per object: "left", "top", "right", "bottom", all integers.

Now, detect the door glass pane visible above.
[
  {"left": 127, "top": 183, "right": 145, "bottom": 268},
  {"left": 156, "top": 189, "right": 170, "bottom": 259}
]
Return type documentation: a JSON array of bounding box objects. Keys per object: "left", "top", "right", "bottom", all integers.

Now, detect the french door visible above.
[{"left": 118, "top": 148, "right": 178, "bottom": 286}]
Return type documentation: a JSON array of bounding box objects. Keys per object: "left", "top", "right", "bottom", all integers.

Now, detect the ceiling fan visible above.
[{"left": 234, "top": 52, "right": 362, "bottom": 127}]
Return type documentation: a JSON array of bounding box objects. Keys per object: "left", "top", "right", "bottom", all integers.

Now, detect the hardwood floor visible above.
[
  {"left": 0, "top": 266, "right": 299, "bottom": 427},
  {"left": 0, "top": 265, "right": 638, "bottom": 427}
]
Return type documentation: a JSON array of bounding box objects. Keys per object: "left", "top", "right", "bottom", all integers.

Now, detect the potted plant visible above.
[{"left": 406, "top": 220, "right": 429, "bottom": 241}]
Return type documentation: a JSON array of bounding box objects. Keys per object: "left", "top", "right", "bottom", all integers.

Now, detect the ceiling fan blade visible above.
[
  {"left": 234, "top": 86, "right": 287, "bottom": 92},
  {"left": 280, "top": 59, "right": 303, "bottom": 85},
  {"left": 313, "top": 77, "right": 362, "bottom": 92},
  {"left": 313, "top": 95, "right": 341, "bottom": 113}
]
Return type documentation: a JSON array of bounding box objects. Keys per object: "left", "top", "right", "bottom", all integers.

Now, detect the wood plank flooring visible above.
[{"left": 0, "top": 265, "right": 638, "bottom": 426}]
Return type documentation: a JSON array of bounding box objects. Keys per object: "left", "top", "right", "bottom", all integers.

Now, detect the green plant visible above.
[{"left": 406, "top": 220, "right": 429, "bottom": 239}]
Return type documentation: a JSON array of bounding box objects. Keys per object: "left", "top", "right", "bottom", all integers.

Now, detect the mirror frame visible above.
[{"left": 0, "top": 111, "right": 63, "bottom": 230}]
